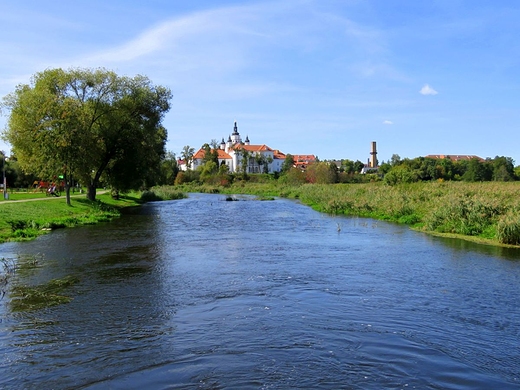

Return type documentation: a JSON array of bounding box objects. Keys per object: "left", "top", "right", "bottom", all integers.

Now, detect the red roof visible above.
[
  {"left": 426, "top": 154, "right": 484, "bottom": 162},
  {"left": 232, "top": 144, "right": 274, "bottom": 152},
  {"left": 194, "top": 148, "right": 232, "bottom": 159},
  {"left": 292, "top": 155, "right": 316, "bottom": 163}
]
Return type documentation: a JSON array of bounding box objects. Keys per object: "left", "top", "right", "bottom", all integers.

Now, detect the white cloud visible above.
[
  {"left": 383, "top": 120, "right": 393, "bottom": 125},
  {"left": 420, "top": 84, "right": 438, "bottom": 95}
]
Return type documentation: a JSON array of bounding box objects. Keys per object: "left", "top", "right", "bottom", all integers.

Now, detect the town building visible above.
[
  {"left": 183, "top": 121, "right": 314, "bottom": 174},
  {"left": 425, "top": 154, "right": 485, "bottom": 162},
  {"left": 361, "top": 141, "right": 379, "bottom": 174}
]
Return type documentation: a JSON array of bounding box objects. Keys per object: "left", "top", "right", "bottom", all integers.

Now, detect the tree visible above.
[
  {"left": 2, "top": 68, "right": 172, "bottom": 202},
  {"left": 159, "top": 151, "right": 179, "bottom": 185},
  {"left": 390, "top": 154, "right": 401, "bottom": 166},
  {"left": 281, "top": 154, "right": 294, "bottom": 173},
  {"left": 353, "top": 160, "right": 365, "bottom": 173},
  {"left": 239, "top": 149, "right": 250, "bottom": 178},
  {"left": 181, "top": 145, "right": 195, "bottom": 169},
  {"left": 201, "top": 143, "right": 219, "bottom": 166},
  {"left": 462, "top": 158, "right": 492, "bottom": 182},
  {"left": 492, "top": 156, "right": 515, "bottom": 181}
]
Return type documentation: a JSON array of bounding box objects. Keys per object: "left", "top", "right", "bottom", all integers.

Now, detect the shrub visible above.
[{"left": 140, "top": 190, "right": 163, "bottom": 202}]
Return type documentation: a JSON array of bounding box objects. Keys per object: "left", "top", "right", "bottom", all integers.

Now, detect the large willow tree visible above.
[{"left": 2, "top": 68, "right": 172, "bottom": 203}]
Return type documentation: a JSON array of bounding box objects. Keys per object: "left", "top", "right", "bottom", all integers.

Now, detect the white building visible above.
[{"left": 191, "top": 121, "right": 287, "bottom": 174}]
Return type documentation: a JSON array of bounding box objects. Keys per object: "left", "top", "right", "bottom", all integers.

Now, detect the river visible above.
[{"left": 0, "top": 193, "right": 519, "bottom": 389}]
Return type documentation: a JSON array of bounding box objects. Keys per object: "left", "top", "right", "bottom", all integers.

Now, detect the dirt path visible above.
[{"left": 0, "top": 191, "right": 107, "bottom": 204}]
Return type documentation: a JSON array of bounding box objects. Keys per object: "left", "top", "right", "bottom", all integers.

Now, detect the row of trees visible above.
[{"left": 379, "top": 154, "right": 518, "bottom": 185}]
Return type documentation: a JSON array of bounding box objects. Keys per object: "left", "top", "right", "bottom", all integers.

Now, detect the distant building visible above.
[
  {"left": 361, "top": 141, "right": 379, "bottom": 174},
  {"left": 292, "top": 155, "right": 316, "bottom": 170},
  {"left": 186, "top": 121, "right": 315, "bottom": 174},
  {"left": 426, "top": 154, "right": 485, "bottom": 162}
]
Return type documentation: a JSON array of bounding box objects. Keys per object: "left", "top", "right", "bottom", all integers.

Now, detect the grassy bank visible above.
[
  {"left": 0, "top": 192, "right": 143, "bottom": 243},
  {"left": 176, "top": 181, "right": 520, "bottom": 247},
  {"left": 0, "top": 187, "right": 187, "bottom": 244}
]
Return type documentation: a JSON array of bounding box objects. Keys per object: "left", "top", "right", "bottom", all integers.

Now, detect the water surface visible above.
[{"left": 1, "top": 193, "right": 519, "bottom": 389}]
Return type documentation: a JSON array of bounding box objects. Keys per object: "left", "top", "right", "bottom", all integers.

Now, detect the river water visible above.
[{"left": 0, "top": 193, "right": 519, "bottom": 389}]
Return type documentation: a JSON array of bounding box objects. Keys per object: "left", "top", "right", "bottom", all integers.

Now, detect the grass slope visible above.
[{"left": 0, "top": 193, "right": 142, "bottom": 243}]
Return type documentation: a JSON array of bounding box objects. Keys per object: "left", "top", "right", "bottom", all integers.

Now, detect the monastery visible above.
[{"left": 183, "top": 121, "right": 316, "bottom": 174}]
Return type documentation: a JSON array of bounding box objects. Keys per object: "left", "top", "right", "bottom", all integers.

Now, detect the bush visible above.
[
  {"left": 141, "top": 187, "right": 187, "bottom": 202},
  {"left": 140, "top": 190, "right": 163, "bottom": 202}
]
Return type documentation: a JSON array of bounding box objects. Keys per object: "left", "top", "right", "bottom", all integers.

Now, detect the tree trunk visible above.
[
  {"left": 87, "top": 184, "right": 96, "bottom": 201},
  {"left": 65, "top": 183, "right": 71, "bottom": 206},
  {"left": 64, "top": 172, "right": 71, "bottom": 206}
]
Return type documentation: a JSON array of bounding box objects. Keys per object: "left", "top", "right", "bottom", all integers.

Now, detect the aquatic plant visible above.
[{"left": 9, "top": 275, "right": 79, "bottom": 311}]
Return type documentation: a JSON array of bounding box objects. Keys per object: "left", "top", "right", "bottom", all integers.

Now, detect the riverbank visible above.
[
  {"left": 0, "top": 193, "right": 142, "bottom": 243},
  {"left": 175, "top": 181, "right": 520, "bottom": 248},
  {"left": 2, "top": 182, "right": 520, "bottom": 248}
]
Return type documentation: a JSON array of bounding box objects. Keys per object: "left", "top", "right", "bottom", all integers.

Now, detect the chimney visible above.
[{"left": 370, "top": 141, "right": 377, "bottom": 168}]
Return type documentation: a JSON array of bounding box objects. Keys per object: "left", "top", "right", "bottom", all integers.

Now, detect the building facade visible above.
[{"left": 190, "top": 121, "right": 287, "bottom": 174}]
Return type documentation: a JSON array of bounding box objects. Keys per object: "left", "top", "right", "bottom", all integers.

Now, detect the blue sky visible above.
[{"left": 1, "top": 0, "right": 519, "bottom": 164}]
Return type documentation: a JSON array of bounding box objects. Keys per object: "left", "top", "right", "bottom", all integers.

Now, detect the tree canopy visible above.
[{"left": 2, "top": 68, "right": 172, "bottom": 202}]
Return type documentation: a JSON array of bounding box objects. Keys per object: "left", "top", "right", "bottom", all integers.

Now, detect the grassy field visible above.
[{"left": 176, "top": 180, "right": 520, "bottom": 247}]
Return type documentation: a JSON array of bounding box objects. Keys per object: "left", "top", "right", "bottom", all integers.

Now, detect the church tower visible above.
[{"left": 230, "top": 121, "right": 242, "bottom": 145}]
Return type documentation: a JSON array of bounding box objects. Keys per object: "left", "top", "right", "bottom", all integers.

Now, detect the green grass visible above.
[{"left": 0, "top": 191, "right": 143, "bottom": 243}]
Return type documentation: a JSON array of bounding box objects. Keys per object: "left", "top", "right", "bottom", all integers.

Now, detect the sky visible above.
[{"left": 1, "top": 0, "right": 520, "bottom": 164}]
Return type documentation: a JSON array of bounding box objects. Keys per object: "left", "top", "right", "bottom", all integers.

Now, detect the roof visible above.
[
  {"left": 292, "top": 155, "right": 316, "bottom": 162},
  {"left": 426, "top": 154, "right": 485, "bottom": 162},
  {"left": 273, "top": 150, "right": 286, "bottom": 159},
  {"left": 193, "top": 148, "right": 232, "bottom": 159},
  {"left": 232, "top": 144, "right": 274, "bottom": 152}
]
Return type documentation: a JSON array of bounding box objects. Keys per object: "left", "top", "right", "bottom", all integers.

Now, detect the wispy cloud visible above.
[
  {"left": 420, "top": 84, "right": 438, "bottom": 95},
  {"left": 383, "top": 120, "right": 393, "bottom": 125}
]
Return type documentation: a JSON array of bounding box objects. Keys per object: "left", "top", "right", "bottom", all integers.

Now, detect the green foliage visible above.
[
  {"left": 280, "top": 167, "right": 306, "bottom": 185},
  {"left": 380, "top": 156, "right": 516, "bottom": 184},
  {"left": 181, "top": 145, "right": 195, "bottom": 169},
  {"left": 140, "top": 187, "right": 187, "bottom": 202},
  {"left": 305, "top": 162, "right": 338, "bottom": 184},
  {"left": 281, "top": 154, "right": 294, "bottom": 173},
  {"left": 462, "top": 158, "right": 493, "bottom": 182},
  {"left": 492, "top": 156, "right": 515, "bottom": 181},
  {"left": 383, "top": 165, "right": 417, "bottom": 185},
  {"left": 2, "top": 68, "right": 172, "bottom": 201},
  {"left": 158, "top": 151, "right": 179, "bottom": 185}
]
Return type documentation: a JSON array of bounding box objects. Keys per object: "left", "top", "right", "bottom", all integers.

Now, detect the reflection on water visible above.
[
  {"left": 430, "top": 233, "right": 520, "bottom": 261},
  {"left": 1, "top": 193, "right": 520, "bottom": 389}
]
